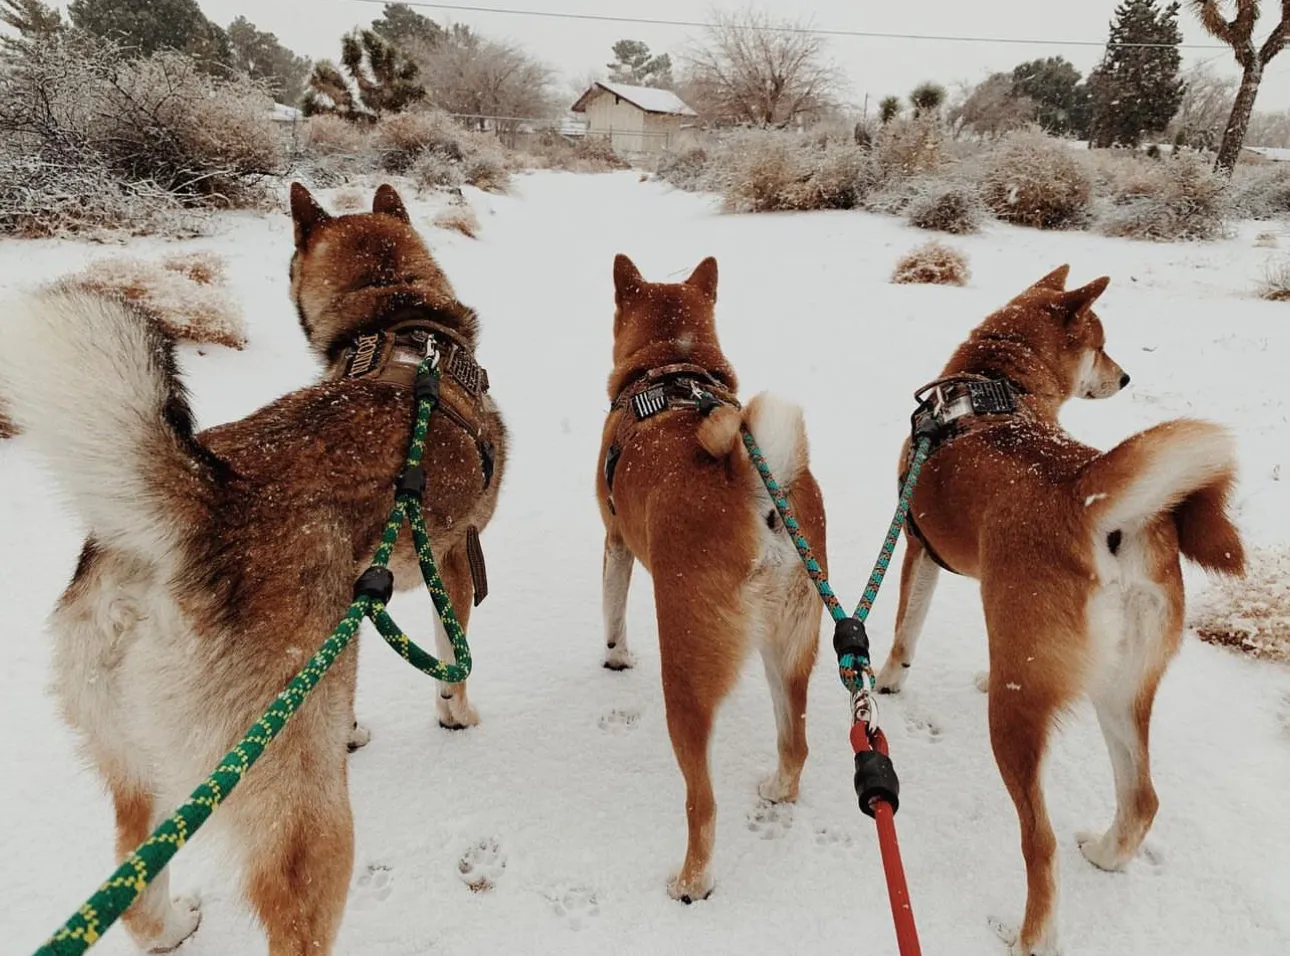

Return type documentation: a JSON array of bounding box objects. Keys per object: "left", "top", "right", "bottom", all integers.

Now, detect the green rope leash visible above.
[
  {"left": 35, "top": 359, "right": 470, "bottom": 956},
  {"left": 741, "top": 430, "right": 932, "bottom": 693}
]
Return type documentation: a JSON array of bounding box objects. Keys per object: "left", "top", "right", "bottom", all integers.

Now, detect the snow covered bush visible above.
[
  {"left": 891, "top": 241, "right": 971, "bottom": 286},
  {"left": 980, "top": 130, "right": 1092, "bottom": 230},
  {"left": 369, "top": 111, "right": 509, "bottom": 190},
  {"left": 303, "top": 115, "right": 373, "bottom": 156},
  {"left": 873, "top": 118, "right": 945, "bottom": 179},
  {"left": 1096, "top": 154, "right": 1228, "bottom": 242},
  {"left": 0, "top": 34, "right": 282, "bottom": 235},
  {"left": 655, "top": 147, "right": 711, "bottom": 191},
  {"left": 434, "top": 206, "right": 481, "bottom": 239},
  {"left": 1228, "top": 165, "right": 1290, "bottom": 221},
  {"left": 0, "top": 408, "right": 14, "bottom": 440},
  {"left": 906, "top": 180, "right": 986, "bottom": 234},
  {"left": 719, "top": 132, "right": 874, "bottom": 213},
  {"left": 61, "top": 252, "right": 248, "bottom": 350},
  {"left": 1191, "top": 546, "right": 1290, "bottom": 663},
  {"left": 1260, "top": 258, "right": 1290, "bottom": 302}
]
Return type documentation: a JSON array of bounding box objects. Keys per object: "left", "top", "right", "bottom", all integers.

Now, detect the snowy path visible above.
[{"left": 2, "top": 171, "right": 1289, "bottom": 955}]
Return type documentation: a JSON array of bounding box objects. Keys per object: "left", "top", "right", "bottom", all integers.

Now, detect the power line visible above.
[{"left": 344, "top": 0, "right": 1230, "bottom": 51}]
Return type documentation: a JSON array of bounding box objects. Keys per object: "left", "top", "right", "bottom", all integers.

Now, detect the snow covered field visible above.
[{"left": 1, "top": 171, "right": 1288, "bottom": 955}]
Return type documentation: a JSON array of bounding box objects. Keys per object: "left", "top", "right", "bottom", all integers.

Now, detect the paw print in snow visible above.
[
  {"left": 746, "top": 800, "right": 794, "bottom": 840},
  {"left": 458, "top": 837, "right": 506, "bottom": 893}
]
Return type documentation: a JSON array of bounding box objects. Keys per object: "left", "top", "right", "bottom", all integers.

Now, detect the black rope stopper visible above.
[{"left": 354, "top": 567, "right": 395, "bottom": 606}]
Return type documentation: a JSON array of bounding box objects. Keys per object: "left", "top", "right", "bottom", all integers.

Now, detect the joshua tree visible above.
[
  {"left": 879, "top": 95, "right": 902, "bottom": 124},
  {"left": 909, "top": 82, "right": 947, "bottom": 118}
]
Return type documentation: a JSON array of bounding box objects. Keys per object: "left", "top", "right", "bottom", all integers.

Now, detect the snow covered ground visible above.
[{"left": 1, "top": 171, "right": 1288, "bottom": 955}]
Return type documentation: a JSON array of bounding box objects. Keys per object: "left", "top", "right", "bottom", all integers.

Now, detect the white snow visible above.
[
  {"left": 2, "top": 172, "right": 1289, "bottom": 955},
  {"left": 581, "top": 82, "right": 698, "bottom": 117}
]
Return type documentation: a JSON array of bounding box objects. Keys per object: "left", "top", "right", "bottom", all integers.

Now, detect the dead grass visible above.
[
  {"left": 0, "top": 407, "right": 15, "bottom": 440},
  {"left": 980, "top": 129, "right": 1092, "bottom": 230},
  {"left": 1255, "top": 232, "right": 1279, "bottom": 249},
  {"left": 892, "top": 241, "right": 971, "bottom": 286},
  {"left": 332, "top": 188, "right": 366, "bottom": 212},
  {"left": 1191, "top": 546, "right": 1290, "bottom": 664},
  {"left": 434, "top": 206, "right": 480, "bottom": 239},
  {"left": 62, "top": 252, "right": 247, "bottom": 349},
  {"left": 1259, "top": 258, "right": 1290, "bottom": 302}
]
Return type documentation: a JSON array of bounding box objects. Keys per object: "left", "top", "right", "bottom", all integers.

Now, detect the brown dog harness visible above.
[
  {"left": 341, "top": 313, "right": 495, "bottom": 603},
  {"left": 603, "top": 363, "right": 741, "bottom": 515},
  {"left": 902, "top": 375, "right": 1026, "bottom": 576}
]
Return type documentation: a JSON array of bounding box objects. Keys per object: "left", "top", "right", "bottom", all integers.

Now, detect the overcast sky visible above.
[{"left": 57, "top": 0, "right": 1290, "bottom": 111}]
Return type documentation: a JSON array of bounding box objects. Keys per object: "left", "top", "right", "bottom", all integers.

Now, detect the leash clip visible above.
[{"left": 852, "top": 684, "right": 879, "bottom": 733}]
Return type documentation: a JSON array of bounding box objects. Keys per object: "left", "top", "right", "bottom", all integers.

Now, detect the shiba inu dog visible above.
[
  {"left": 596, "top": 254, "right": 826, "bottom": 902},
  {"left": 0, "top": 184, "right": 505, "bottom": 954},
  {"left": 874, "top": 266, "right": 1244, "bottom": 954}
]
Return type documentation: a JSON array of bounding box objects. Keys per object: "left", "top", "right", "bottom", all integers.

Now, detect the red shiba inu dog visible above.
[
  {"left": 596, "top": 254, "right": 826, "bottom": 902},
  {"left": 873, "top": 266, "right": 1244, "bottom": 954}
]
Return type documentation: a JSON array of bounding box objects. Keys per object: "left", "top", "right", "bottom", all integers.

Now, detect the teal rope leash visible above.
[{"left": 35, "top": 359, "right": 471, "bottom": 956}]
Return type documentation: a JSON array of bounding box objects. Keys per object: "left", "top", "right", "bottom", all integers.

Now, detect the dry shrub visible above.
[
  {"left": 1260, "top": 258, "right": 1290, "bottom": 301},
  {"left": 0, "top": 407, "right": 15, "bottom": 440},
  {"left": 0, "top": 34, "right": 282, "bottom": 235},
  {"left": 1255, "top": 231, "right": 1279, "bottom": 248},
  {"left": 1228, "top": 164, "right": 1290, "bottom": 221},
  {"left": 303, "top": 115, "right": 372, "bottom": 156},
  {"left": 892, "top": 241, "right": 971, "bottom": 286},
  {"left": 376, "top": 111, "right": 509, "bottom": 190},
  {"left": 655, "top": 146, "right": 711, "bottom": 191},
  {"left": 1096, "top": 154, "right": 1228, "bottom": 241},
  {"left": 332, "top": 188, "right": 366, "bottom": 212},
  {"left": 873, "top": 118, "right": 945, "bottom": 179},
  {"left": 1191, "top": 546, "right": 1290, "bottom": 664},
  {"left": 980, "top": 130, "right": 1092, "bottom": 230},
  {"left": 434, "top": 206, "right": 480, "bottom": 239},
  {"left": 906, "top": 180, "right": 986, "bottom": 234},
  {"left": 718, "top": 132, "right": 874, "bottom": 213},
  {"left": 524, "top": 134, "right": 631, "bottom": 173},
  {"left": 63, "top": 253, "right": 247, "bottom": 349}
]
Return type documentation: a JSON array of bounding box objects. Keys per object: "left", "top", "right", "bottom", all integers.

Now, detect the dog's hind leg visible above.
[
  {"left": 602, "top": 534, "right": 635, "bottom": 671},
  {"left": 435, "top": 544, "right": 480, "bottom": 730},
  {"left": 875, "top": 537, "right": 941, "bottom": 694},
  {"left": 344, "top": 638, "right": 371, "bottom": 752},
  {"left": 656, "top": 579, "right": 745, "bottom": 904},
  {"left": 112, "top": 782, "right": 201, "bottom": 953},
  {"left": 756, "top": 576, "right": 819, "bottom": 803}
]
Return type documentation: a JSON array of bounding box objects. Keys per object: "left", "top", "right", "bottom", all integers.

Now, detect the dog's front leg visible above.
[{"left": 602, "top": 534, "right": 635, "bottom": 671}]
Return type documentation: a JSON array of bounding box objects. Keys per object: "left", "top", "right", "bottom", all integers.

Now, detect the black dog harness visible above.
[
  {"left": 903, "top": 375, "right": 1024, "bottom": 575},
  {"left": 603, "top": 363, "right": 741, "bottom": 515}
]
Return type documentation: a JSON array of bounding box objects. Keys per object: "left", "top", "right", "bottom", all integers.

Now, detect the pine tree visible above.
[
  {"left": 1011, "top": 57, "right": 1092, "bottom": 137},
  {"left": 302, "top": 29, "right": 424, "bottom": 121},
  {"left": 370, "top": 2, "right": 444, "bottom": 52},
  {"left": 67, "top": 0, "right": 230, "bottom": 65},
  {"left": 1087, "top": 0, "right": 1186, "bottom": 148},
  {"left": 228, "top": 17, "right": 312, "bottom": 106},
  {"left": 606, "top": 40, "right": 673, "bottom": 88},
  {"left": 0, "top": 0, "right": 63, "bottom": 56}
]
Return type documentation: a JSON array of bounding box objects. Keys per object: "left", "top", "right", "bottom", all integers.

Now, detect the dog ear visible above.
[
  {"left": 614, "top": 254, "right": 644, "bottom": 303},
  {"left": 290, "top": 182, "right": 331, "bottom": 247},
  {"left": 1033, "top": 265, "right": 1071, "bottom": 292},
  {"left": 372, "top": 184, "right": 411, "bottom": 223},
  {"left": 685, "top": 257, "right": 719, "bottom": 301},
  {"left": 1056, "top": 276, "right": 1110, "bottom": 319}
]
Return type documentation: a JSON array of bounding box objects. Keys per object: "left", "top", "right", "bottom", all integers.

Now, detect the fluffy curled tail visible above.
[
  {"left": 699, "top": 392, "right": 810, "bottom": 489},
  {"left": 1077, "top": 418, "right": 1244, "bottom": 575},
  {"left": 0, "top": 288, "right": 223, "bottom": 562}
]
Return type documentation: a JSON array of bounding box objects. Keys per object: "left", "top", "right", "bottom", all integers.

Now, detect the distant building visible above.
[
  {"left": 1243, "top": 146, "right": 1290, "bottom": 163},
  {"left": 571, "top": 82, "right": 699, "bottom": 155}
]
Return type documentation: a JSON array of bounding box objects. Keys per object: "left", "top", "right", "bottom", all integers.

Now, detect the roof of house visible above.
[{"left": 571, "top": 82, "right": 697, "bottom": 117}]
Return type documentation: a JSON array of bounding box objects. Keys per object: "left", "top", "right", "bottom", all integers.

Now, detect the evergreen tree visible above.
[
  {"left": 607, "top": 40, "right": 673, "bottom": 88},
  {"left": 1011, "top": 56, "right": 1092, "bottom": 137},
  {"left": 228, "top": 17, "right": 312, "bottom": 105},
  {"left": 909, "top": 82, "right": 947, "bottom": 118},
  {"left": 0, "top": 0, "right": 63, "bottom": 56},
  {"left": 370, "top": 2, "right": 444, "bottom": 51},
  {"left": 67, "top": 0, "right": 230, "bottom": 65},
  {"left": 1087, "top": 0, "right": 1185, "bottom": 148},
  {"left": 302, "top": 29, "right": 424, "bottom": 121}
]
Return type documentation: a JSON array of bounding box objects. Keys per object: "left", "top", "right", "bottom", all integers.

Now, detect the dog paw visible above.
[
  {"left": 347, "top": 721, "right": 372, "bottom": 752},
  {"left": 438, "top": 692, "right": 480, "bottom": 731},
  {"left": 904, "top": 712, "right": 944, "bottom": 743},
  {"left": 757, "top": 771, "right": 799, "bottom": 803},
  {"left": 146, "top": 895, "right": 201, "bottom": 953},
  {"left": 988, "top": 917, "right": 1059, "bottom": 956},
  {"left": 747, "top": 799, "right": 794, "bottom": 839},
  {"left": 667, "top": 870, "right": 713, "bottom": 905},
  {"left": 974, "top": 670, "right": 991, "bottom": 694},
  {"left": 546, "top": 884, "right": 601, "bottom": 929},
  {"left": 597, "top": 708, "right": 640, "bottom": 733},
  {"left": 458, "top": 838, "right": 506, "bottom": 893},
  {"left": 874, "top": 659, "right": 910, "bottom": 694},
  {"left": 1076, "top": 830, "right": 1128, "bottom": 872},
  {"left": 603, "top": 645, "right": 635, "bottom": 671},
  {"left": 352, "top": 864, "right": 394, "bottom": 909}
]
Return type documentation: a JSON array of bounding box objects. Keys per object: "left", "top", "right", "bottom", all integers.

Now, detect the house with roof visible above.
[{"left": 571, "top": 82, "right": 699, "bottom": 155}]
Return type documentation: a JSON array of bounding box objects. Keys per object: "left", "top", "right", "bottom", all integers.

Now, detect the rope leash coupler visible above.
[
  {"left": 833, "top": 617, "right": 870, "bottom": 667},
  {"left": 854, "top": 748, "right": 901, "bottom": 818},
  {"left": 354, "top": 566, "right": 395, "bottom": 606},
  {"left": 396, "top": 464, "right": 427, "bottom": 500}
]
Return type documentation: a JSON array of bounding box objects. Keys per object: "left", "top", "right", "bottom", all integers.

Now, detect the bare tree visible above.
[
  {"left": 681, "top": 8, "right": 843, "bottom": 127},
  {"left": 1188, "top": 1, "right": 1290, "bottom": 173},
  {"left": 413, "top": 29, "right": 556, "bottom": 127},
  {"left": 1169, "top": 63, "right": 1237, "bottom": 149},
  {"left": 949, "top": 74, "right": 1035, "bottom": 140},
  {"left": 1247, "top": 107, "right": 1290, "bottom": 145}
]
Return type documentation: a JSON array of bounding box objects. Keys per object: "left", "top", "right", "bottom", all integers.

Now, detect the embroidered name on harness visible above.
[{"left": 347, "top": 333, "right": 382, "bottom": 378}]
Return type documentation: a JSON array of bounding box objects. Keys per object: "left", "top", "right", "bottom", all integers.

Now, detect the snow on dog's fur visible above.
[{"left": 874, "top": 265, "right": 1244, "bottom": 955}]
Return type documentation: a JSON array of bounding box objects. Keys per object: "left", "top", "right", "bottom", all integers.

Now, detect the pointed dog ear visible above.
[
  {"left": 613, "top": 254, "right": 644, "bottom": 304},
  {"left": 372, "top": 184, "right": 411, "bottom": 223},
  {"left": 1056, "top": 276, "right": 1110, "bottom": 320},
  {"left": 685, "top": 257, "right": 719, "bottom": 301},
  {"left": 1032, "top": 264, "right": 1071, "bottom": 292},
  {"left": 290, "top": 182, "right": 331, "bottom": 247}
]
